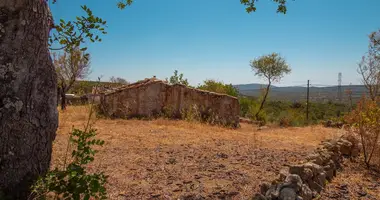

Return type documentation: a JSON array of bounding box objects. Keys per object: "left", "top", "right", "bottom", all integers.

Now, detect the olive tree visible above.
[
  {"left": 250, "top": 53, "right": 291, "bottom": 119},
  {"left": 0, "top": 0, "right": 290, "bottom": 198}
]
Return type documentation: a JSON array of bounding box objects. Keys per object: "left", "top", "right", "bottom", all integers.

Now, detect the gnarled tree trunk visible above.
[{"left": 0, "top": 0, "right": 57, "bottom": 199}]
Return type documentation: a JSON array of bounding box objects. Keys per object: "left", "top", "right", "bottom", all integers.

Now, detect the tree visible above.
[
  {"left": 197, "top": 79, "right": 239, "bottom": 97},
  {"left": 250, "top": 53, "right": 291, "bottom": 119},
  {"left": 0, "top": 0, "right": 289, "bottom": 198},
  {"left": 54, "top": 49, "right": 91, "bottom": 110},
  {"left": 166, "top": 70, "right": 189, "bottom": 86},
  {"left": 110, "top": 76, "right": 129, "bottom": 85},
  {"left": 358, "top": 31, "right": 380, "bottom": 102}
]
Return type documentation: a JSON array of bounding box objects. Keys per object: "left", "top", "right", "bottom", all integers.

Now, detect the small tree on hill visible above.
[
  {"left": 54, "top": 48, "right": 91, "bottom": 110},
  {"left": 166, "top": 70, "right": 189, "bottom": 86},
  {"left": 250, "top": 53, "right": 291, "bottom": 119}
]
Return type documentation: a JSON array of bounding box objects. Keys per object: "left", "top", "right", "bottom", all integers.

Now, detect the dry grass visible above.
[
  {"left": 321, "top": 159, "right": 380, "bottom": 200},
  {"left": 53, "top": 106, "right": 341, "bottom": 199}
]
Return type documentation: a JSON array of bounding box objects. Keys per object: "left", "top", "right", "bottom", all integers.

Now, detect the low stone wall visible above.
[
  {"left": 98, "top": 80, "right": 240, "bottom": 127},
  {"left": 253, "top": 135, "right": 360, "bottom": 200}
]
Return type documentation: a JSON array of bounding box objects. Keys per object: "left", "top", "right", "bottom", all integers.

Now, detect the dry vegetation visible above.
[
  {"left": 53, "top": 106, "right": 371, "bottom": 199},
  {"left": 320, "top": 159, "right": 380, "bottom": 200}
]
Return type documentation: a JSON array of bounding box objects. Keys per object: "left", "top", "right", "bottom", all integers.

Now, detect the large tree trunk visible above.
[{"left": 0, "top": 0, "right": 57, "bottom": 199}]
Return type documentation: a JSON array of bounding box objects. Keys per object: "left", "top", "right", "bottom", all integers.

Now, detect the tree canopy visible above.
[{"left": 250, "top": 53, "right": 291, "bottom": 84}]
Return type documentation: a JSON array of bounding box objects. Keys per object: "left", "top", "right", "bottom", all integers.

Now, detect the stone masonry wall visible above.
[
  {"left": 98, "top": 79, "right": 240, "bottom": 127},
  {"left": 253, "top": 135, "right": 360, "bottom": 200}
]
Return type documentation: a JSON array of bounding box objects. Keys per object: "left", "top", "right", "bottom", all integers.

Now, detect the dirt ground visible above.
[
  {"left": 320, "top": 159, "right": 380, "bottom": 200},
  {"left": 53, "top": 106, "right": 363, "bottom": 200}
]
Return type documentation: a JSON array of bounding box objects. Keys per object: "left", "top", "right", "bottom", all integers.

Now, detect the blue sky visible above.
[{"left": 50, "top": 0, "right": 380, "bottom": 86}]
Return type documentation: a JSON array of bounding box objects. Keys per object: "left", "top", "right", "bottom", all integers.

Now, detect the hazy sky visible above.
[{"left": 50, "top": 0, "right": 380, "bottom": 86}]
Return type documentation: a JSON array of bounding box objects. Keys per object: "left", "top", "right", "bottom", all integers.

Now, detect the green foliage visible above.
[
  {"left": 166, "top": 70, "right": 189, "bottom": 86},
  {"left": 117, "top": 0, "right": 289, "bottom": 13},
  {"left": 31, "top": 129, "right": 107, "bottom": 200},
  {"left": 239, "top": 98, "right": 351, "bottom": 127},
  {"left": 241, "top": 0, "right": 289, "bottom": 14},
  {"left": 250, "top": 53, "right": 291, "bottom": 83},
  {"left": 197, "top": 80, "right": 239, "bottom": 97},
  {"left": 239, "top": 96, "right": 257, "bottom": 117},
  {"left": 50, "top": 4, "right": 107, "bottom": 52}
]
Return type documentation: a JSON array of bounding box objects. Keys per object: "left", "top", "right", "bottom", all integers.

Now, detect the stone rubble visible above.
[{"left": 252, "top": 135, "right": 360, "bottom": 200}]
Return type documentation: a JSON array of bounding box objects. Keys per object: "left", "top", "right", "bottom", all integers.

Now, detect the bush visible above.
[
  {"left": 31, "top": 128, "right": 107, "bottom": 200},
  {"left": 345, "top": 97, "right": 380, "bottom": 168},
  {"left": 197, "top": 80, "right": 239, "bottom": 97}
]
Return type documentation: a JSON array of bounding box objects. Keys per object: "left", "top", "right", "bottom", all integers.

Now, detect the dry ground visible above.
[
  {"left": 53, "top": 106, "right": 351, "bottom": 200},
  {"left": 320, "top": 159, "right": 380, "bottom": 200}
]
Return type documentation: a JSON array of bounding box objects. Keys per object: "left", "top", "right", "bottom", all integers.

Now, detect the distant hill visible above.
[{"left": 234, "top": 84, "right": 368, "bottom": 103}]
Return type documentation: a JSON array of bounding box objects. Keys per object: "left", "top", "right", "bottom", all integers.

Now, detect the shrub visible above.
[
  {"left": 31, "top": 128, "right": 107, "bottom": 200},
  {"left": 345, "top": 97, "right": 380, "bottom": 168},
  {"left": 197, "top": 79, "right": 239, "bottom": 97}
]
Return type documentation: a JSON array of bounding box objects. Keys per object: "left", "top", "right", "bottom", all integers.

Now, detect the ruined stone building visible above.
[{"left": 97, "top": 77, "right": 240, "bottom": 127}]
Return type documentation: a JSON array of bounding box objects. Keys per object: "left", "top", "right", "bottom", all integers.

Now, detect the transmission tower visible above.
[{"left": 338, "top": 72, "right": 342, "bottom": 102}]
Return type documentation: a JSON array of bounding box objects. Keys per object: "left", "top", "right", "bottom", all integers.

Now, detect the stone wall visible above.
[
  {"left": 98, "top": 79, "right": 240, "bottom": 127},
  {"left": 253, "top": 135, "right": 360, "bottom": 200}
]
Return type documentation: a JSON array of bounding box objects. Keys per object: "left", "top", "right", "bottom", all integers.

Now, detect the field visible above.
[{"left": 52, "top": 106, "right": 378, "bottom": 200}]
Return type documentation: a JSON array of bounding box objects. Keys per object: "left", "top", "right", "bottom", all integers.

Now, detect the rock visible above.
[
  {"left": 290, "top": 162, "right": 324, "bottom": 182},
  {"left": 265, "top": 184, "right": 281, "bottom": 199},
  {"left": 279, "top": 168, "right": 290, "bottom": 181},
  {"left": 258, "top": 126, "right": 268, "bottom": 131},
  {"left": 315, "top": 172, "right": 327, "bottom": 187},
  {"left": 303, "top": 162, "right": 323, "bottom": 176},
  {"left": 357, "top": 190, "right": 367, "bottom": 197},
  {"left": 305, "top": 153, "right": 324, "bottom": 165},
  {"left": 252, "top": 193, "right": 267, "bottom": 200},
  {"left": 260, "top": 182, "right": 271, "bottom": 195},
  {"left": 323, "top": 160, "right": 336, "bottom": 181},
  {"left": 337, "top": 139, "right": 353, "bottom": 156},
  {"left": 285, "top": 174, "right": 303, "bottom": 192},
  {"left": 289, "top": 165, "right": 313, "bottom": 182},
  {"left": 215, "top": 152, "right": 228, "bottom": 159},
  {"left": 279, "top": 187, "right": 297, "bottom": 200},
  {"left": 300, "top": 184, "right": 313, "bottom": 200}
]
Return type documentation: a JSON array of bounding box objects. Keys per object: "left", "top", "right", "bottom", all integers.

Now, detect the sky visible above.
[{"left": 50, "top": 0, "right": 380, "bottom": 87}]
